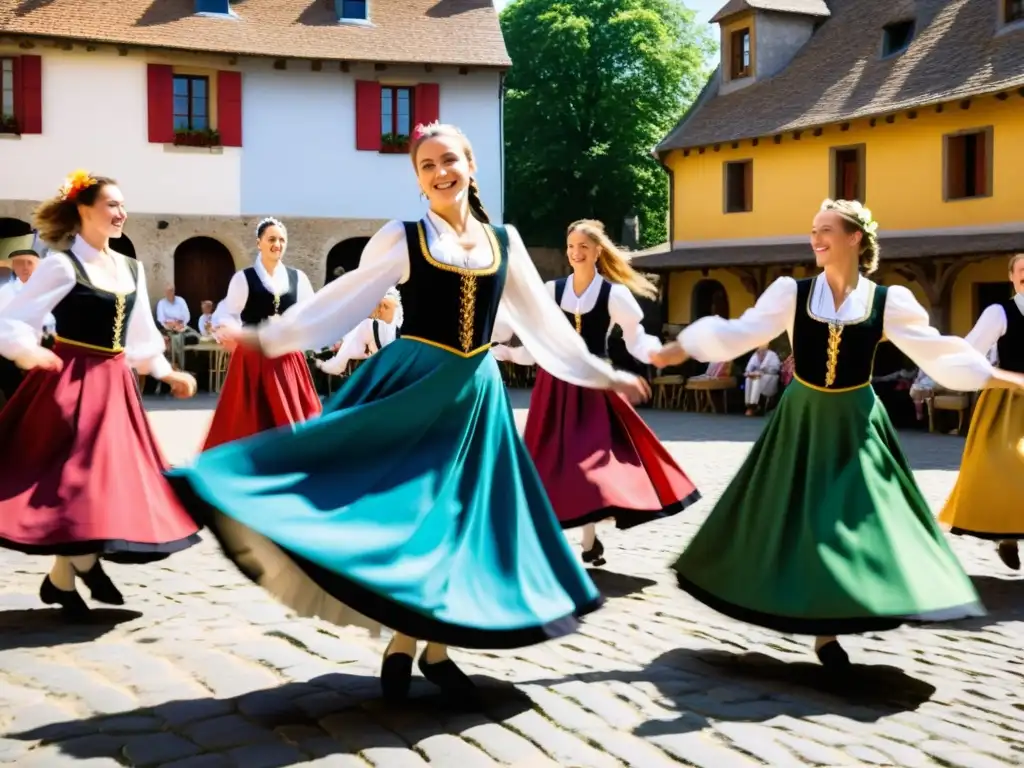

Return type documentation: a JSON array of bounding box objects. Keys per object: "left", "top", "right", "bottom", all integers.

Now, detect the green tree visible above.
[{"left": 500, "top": 0, "right": 713, "bottom": 248}]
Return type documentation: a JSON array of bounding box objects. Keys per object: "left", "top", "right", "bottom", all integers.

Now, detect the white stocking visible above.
[{"left": 581, "top": 523, "right": 597, "bottom": 551}]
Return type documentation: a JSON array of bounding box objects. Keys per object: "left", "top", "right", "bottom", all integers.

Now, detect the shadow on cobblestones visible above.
[
  {"left": 0, "top": 608, "right": 142, "bottom": 651},
  {"left": 953, "top": 575, "right": 1024, "bottom": 627},
  {"left": 7, "top": 672, "right": 536, "bottom": 766},
  {"left": 587, "top": 569, "right": 657, "bottom": 598}
]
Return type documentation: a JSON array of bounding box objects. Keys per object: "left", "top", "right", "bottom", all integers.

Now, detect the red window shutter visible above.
[
  {"left": 217, "top": 70, "right": 242, "bottom": 147},
  {"left": 974, "top": 131, "right": 988, "bottom": 196},
  {"left": 17, "top": 55, "right": 43, "bottom": 134},
  {"left": 355, "top": 80, "right": 381, "bottom": 151},
  {"left": 147, "top": 63, "right": 174, "bottom": 143},
  {"left": 413, "top": 82, "right": 440, "bottom": 129}
]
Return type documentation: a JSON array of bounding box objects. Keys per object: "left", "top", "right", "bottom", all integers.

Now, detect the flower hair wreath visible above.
[
  {"left": 58, "top": 169, "right": 98, "bottom": 202},
  {"left": 821, "top": 199, "right": 879, "bottom": 236},
  {"left": 255, "top": 217, "right": 286, "bottom": 238}
]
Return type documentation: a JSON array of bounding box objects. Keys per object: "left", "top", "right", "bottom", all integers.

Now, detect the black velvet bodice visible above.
[
  {"left": 239, "top": 266, "right": 300, "bottom": 325},
  {"left": 554, "top": 276, "right": 612, "bottom": 356},
  {"left": 997, "top": 299, "right": 1024, "bottom": 373},
  {"left": 397, "top": 220, "right": 508, "bottom": 355},
  {"left": 792, "top": 277, "right": 888, "bottom": 389},
  {"left": 51, "top": 251, "right": 138, "bottom": 352}
]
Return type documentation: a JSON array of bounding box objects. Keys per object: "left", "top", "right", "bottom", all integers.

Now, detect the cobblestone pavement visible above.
[{"left": 2, "top": 391, "right": 1022, "bottom": 767}]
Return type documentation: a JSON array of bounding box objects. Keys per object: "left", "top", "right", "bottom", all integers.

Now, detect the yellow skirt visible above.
[{"left": 939, "top": 388, "right": 1024, "bottom": 538}]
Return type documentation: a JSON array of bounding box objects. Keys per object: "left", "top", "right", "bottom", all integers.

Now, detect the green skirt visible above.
[
  {"left": 674, "top": 378, "right": 984, "bottom": 635},
  {"left": 167, "top": 339, "right": 602, "bottom": 649}
]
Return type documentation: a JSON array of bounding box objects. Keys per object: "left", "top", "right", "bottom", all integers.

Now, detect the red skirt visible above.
[
  {"left": 523, "top": 368, "right": 700, "bottom": 529},
  {"left": 202, "top": 346, "right": 321, "bottom": 451},
  {"left": 0, "top": 342, "right": 201, "bottom": 562}
]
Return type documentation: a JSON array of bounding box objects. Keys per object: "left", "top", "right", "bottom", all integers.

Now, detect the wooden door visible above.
[{"left": 172, "top": 236, "right": 236, "bottom": 320}]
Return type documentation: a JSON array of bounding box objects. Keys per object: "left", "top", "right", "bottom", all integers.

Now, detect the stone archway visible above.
[
  {"left": 109, "top": 233, "right": 137, "bottom": 259},
  {"left": 692, "top": 278, "right": 729, "bottom": 320},
  {"left": 325, "top": 237, "right": 370, "bottom": 284},
  {"left": 173, "top": 236, "right": 236, "bottom": 321}
]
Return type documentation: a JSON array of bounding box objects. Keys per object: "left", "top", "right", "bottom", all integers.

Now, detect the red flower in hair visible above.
[
  {"left": 58, "top": 169, "right": 98, "bottom": 202},
  {"left": 412, "top": 123, "right": 432, "bottom": 141}
]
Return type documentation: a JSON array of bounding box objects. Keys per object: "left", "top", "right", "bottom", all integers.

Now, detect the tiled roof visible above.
[
  {"left": 710, "top": 0, "right": 830, "bottom": 24},
  {"left": 660, "top": 0, "right": 1024, "bottom": 151},
  {"left": 633, "top": 231, "right": 1024, "bottom": 271},
  {"left": 0, "top": 0, "right": 511, "bottom": 68}
]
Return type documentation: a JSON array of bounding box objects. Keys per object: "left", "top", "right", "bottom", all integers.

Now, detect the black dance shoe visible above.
[
  {"left": 418, "top": 654, "right": 479, "bottom": 701},
  {"left": 76, "top": 561, "right": 125, "bottom": 605},
  {"left": 39, "top": 576, "right": 91, "bottom": 620},
  {"left": 997, "top": 541, "right": 1020, "bottom": 571},
  {"left": 815, "top": 640, "right": 851, "bottom": 670},
  {"left": 582, "top": 537, "right": 606, "bottom": 567},
  {"left": 380, "top": 644, "right": 413, "bottom": 704}
]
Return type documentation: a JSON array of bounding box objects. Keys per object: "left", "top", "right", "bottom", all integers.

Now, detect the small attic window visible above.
[
  {"left": 882, "top": 20, "right": 914, "bottom": 56},
  {"left": 341, "top": 0, "right": 368, "bottom": 20}
]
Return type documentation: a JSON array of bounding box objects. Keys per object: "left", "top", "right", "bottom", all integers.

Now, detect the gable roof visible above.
[
  {"left": 0, "top": 0, "right": 510, "bottom": 68},
  {"left": 710, "top": 0, "right": 830, "bottom": 24},
  {"left": 660, "top": 0, "right": 1024, "bottom": 153}
]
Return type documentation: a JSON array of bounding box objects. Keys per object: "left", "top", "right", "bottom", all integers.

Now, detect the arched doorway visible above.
[
  {"left": 325, "top": 237, "right": 370, "bottom": 284},
  {"left": 0, "top": 218, "right": 31, "bottom": 239},
  {"left": 692, "top": 279, "right": 729, "bottom": 320},
  {"left": 109, "top": 233, "right": 137, "bottom": 259},
  {"left": 173, "top": 237, "right": 236, "bottom": 320}
]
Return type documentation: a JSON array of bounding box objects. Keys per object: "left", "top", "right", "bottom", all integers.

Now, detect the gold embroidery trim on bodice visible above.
[
  {"left": 111, "top": 293, "right": 127, "bottom": 352},
  {"left": 574, "top": 310, "right": 582, "bottom": 334},
  {"left": 824, "top": 323, "right": 842, "bottom": 387}
]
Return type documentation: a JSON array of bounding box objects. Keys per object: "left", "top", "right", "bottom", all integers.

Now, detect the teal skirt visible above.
[
  {"left": 674, "top": 378, "right": 984, "bottom": 636},
  {"left": 167, "top": 339, "right": 602, "bottom": 649}
]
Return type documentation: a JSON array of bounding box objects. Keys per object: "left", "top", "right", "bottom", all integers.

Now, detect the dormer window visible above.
[
  {"left": 340, "top": 0, "right": 368, "bottom": 21},
  {"left": 1005, "top": 0, "right": 1024, "bottom": 24},
  {"left": 730, "top": 28, "right": 751, "bottom": 79},
  {"left": 882, "top": 20, "right": 914, "bottom": 57}
]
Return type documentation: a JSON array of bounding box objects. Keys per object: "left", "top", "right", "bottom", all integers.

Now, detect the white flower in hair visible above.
[{"left": 256, "top": 216, "right": 286, "bottom": 237}]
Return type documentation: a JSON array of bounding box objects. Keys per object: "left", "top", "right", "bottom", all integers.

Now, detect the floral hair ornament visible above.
[
  {"left": 821, "top": 198, "right": 879, "bottom": 237},
  {"left": 412, "top": 123, "right": 433, "bottom": 141},
  {"left": 58, "top": 169, "right": 98, "bottom": 202},
  {"left": 255, "top": 216, "right": 286, "bottom": 238}
]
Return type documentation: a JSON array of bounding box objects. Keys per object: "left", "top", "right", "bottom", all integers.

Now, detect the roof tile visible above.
[{"left": 0, "top": 0, "right": 510, "bottom": 67}]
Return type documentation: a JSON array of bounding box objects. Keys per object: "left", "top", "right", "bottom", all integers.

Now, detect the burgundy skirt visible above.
[
  {"left": 0, "top": 342, "right": 201, "bottom": 562},
  {"left": 523, "top": 368, "right": 700, "bottom": 529},
  {"left": 202, "top": 346, "right": 321, "bottom": 451}
]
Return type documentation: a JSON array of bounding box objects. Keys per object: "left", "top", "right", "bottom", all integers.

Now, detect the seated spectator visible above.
[{"left": 742, "top": 344, "right": 780, "bottom": 416}]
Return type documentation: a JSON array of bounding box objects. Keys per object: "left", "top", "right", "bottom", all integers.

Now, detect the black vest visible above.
[
  {"left": 997, "top": 299, "right": 1024, "bottom": 373},
  {"left": 398, "top": 220, "right": 509, "bottom": 355},
  {"left": 52, "top": 251, "right": 139, "bottom": 352},
  {"left": 792, "top": 277, "right": 888, "bottom": 389},
  {"left": 554, "top": 277, "right": 613, "bottom": 356},
  {"left": 239, "top": 266, "right": 300, "bottom": 325}
]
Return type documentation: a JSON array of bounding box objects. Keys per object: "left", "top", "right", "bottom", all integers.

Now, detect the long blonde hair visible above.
[
  {"left": 567, "top": 219, "right": 657, "bottom": 300},
  {"left": 1009, "top": 253, "right": 1024, "bottom": 272},
  {"left": 409, "top": 122, "right": 490, "bottom": 224}
]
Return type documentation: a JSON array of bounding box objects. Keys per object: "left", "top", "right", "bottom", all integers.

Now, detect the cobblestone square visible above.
[{"left": 1, "top": 391, "right": 1021, "bottom": 767}]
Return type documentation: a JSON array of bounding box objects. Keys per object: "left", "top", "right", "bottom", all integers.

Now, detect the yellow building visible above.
[{"left": 637, "top": 0, "right": 1024, "bottom": 338}]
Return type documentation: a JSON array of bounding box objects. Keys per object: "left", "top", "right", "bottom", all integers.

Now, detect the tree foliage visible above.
[{"left": 500, "top": 0, "right": 713, "bottom": 248}]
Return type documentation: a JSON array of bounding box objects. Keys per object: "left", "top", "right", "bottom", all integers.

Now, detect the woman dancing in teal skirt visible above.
[
  {"left": 168, "top": 122, "right": 650, "bottom": 703},
  {"left": 652, "top": 199, "right": 1024, "bottom": 669}
]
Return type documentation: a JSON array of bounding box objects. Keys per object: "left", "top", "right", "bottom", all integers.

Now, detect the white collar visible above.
[
  {"left": 71, "top": 234, "right": 106, "bottom": 261},
  {"left": 566, "top": 272, "right": 603, "bottom": 302},
  {"left": 1014, "top": 293, "right": 1024, "bottom": 314}
]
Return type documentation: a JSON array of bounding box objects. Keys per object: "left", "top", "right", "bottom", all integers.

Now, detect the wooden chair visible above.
[
  {"left": 685, "top": 362, "right": 737, "bottom": 413},
  {"left": 210, "top": 349, "right": 230, "bottom": 393},
  {"left": 652, "top": 374, "right": 685, "bottom": 409},
  {"left": 927, "top": 393, "right": 972, "bottom": 435}
]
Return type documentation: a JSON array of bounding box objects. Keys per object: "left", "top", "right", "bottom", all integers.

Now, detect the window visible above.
[
  {"left": 882, "top": 20, "right": 914, "bottom": 56},
  {"left": 381, "top": 86, "right": 413, "bottom": 140},
  {"left": 831, "top": 145, "right": 865, "bottom": 202},
  {"left": 341, "top": 0, "right": 368, "bottom": 20},
  {"left": 724, "top": 160, "right": 753, "bottom": 213},
  {"left": 945, "top": 129, "right": 992, "bottom": 201},
  {"left": 172, "top": 74, "right": 208, "bottom": 131},
  {"left": 1006, "top": 0, "right": 1024, "bottom": 23},
  {"left": 730, "top": 28, "right": 751, "bottom": 79},
  {"left": 1, "top": 58, "right": 13, "bottom": 121}
]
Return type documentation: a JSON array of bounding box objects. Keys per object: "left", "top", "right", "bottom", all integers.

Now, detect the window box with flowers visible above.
[
  {"left": 174, "top": 128, "right": 222, "bottom": 148},
  {"left": 0, "top": 114, "right": 19, "bottom": 136},
  {"left": 380, "top": 132, "right": 409, "bottom": 154}
]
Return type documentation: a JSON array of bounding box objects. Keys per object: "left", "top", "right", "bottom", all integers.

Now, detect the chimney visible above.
[{"left": 195, "top": 0, "right": 234, "bottom": 16}]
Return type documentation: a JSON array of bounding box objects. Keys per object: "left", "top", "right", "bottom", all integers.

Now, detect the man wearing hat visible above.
[{"left": 0, "top": 245, "right": 56, "bottom": 405}]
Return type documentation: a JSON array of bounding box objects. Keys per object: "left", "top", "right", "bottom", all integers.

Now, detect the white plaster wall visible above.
[
  {"left": 239, "top": 65, "right": 503, "bottom": 223},
  {"left": 0, "top": 47, "right": 241, "bottom": 216}
]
